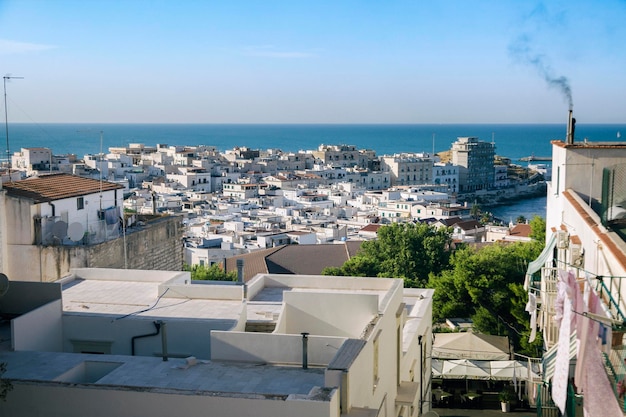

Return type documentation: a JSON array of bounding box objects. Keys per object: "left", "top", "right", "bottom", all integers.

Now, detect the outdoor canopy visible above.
[
  {"left": 440, "top": 359, "right": 491, "bottom": 380},
  {"left": 432, "top": 332, "right": 510, "bottom": 360},
  {"left": 432, "top": 359, "right": 540, "bottom": 381}
]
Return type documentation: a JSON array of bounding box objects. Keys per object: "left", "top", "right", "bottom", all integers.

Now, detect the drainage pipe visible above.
[
  {"left": 160, "top": 320, "right": 168, "bottom": 361},
  {"left": 301, "top": 332, "right": 309, "bottom": 369},
  {"left": 131, "top": 321, "right": 161, "bottom": 356}
]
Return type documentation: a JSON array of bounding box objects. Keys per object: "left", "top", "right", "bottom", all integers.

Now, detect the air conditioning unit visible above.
[
  {"left": 570, "top": 244, "right": 583, "bottom": 267},
  {"left": 556, "top": 230, "right": 569, "bottom": 249}
]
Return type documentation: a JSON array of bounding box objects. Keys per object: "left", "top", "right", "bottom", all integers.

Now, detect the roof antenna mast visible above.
[{"left": 3, "top": 75, "right": 24, "bottom": 168}]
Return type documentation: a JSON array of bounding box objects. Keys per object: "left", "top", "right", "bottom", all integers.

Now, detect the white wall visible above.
[
  {"left": 211, "top": 331, "right": 346, "bottom": 366},
  {"left": 13, "top": 300, "right": 63, "bottom": 352},
  {"left": 0, "top": 383, "right": 339, "bottom": 417},
  {"left": 284, "top": 291, "right": 378, "bottom": 337},
  {"left": 62, "top": 315, "right": 237, "bottom": 359}
]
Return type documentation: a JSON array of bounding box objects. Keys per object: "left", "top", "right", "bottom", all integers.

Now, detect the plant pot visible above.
[{"left": 501, "top": 401, "right": 510, "bottom": 413}]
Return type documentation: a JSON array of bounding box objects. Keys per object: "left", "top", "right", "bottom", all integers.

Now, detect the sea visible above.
[{"left": 4, "top": 122, "right": 626, "bottom": 220}]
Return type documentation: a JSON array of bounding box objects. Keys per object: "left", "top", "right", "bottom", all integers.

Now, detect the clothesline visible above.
[{"left": 571, "top": 309, "right": 624, "bottom": 327}]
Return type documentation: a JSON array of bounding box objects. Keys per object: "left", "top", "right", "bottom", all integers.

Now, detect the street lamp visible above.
[{"left": 3, "top": 75, "right": 24, "bottom": 168}]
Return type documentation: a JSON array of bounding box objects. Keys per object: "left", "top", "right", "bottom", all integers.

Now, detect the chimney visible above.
[
  {"left": 236, "top": 259, "right": 247, "bottom": 300},
  {"left": 236, "top": 259, "right": 244, "bottom": 283},
  {"left": 567, "top": 110, "right": 576, "bottom": 144}
]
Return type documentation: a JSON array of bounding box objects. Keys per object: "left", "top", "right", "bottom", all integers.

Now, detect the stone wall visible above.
[
  {"left": 7, "top": 215, "right": 184, "bottom": 282},
  {"left": 87, "top": 216, "right": 184, "bottom": 270}
]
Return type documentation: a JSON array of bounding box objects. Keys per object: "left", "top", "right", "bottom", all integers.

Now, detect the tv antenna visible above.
[{"left": 3, "top": 75, "right": 24, "bottom": 168}]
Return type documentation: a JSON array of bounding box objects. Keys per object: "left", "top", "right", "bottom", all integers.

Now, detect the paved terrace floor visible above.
[
  {"left": 433, "top": 407, "right": 535, "bottom": 417},
  {"left": 0, "top": 351, "right": 326, "bottom": 398}
]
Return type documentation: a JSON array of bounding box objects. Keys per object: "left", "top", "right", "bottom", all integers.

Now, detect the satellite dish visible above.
[
  {"left": 67, "top": 222, "right": 85, "bottom": 241},
  {"left": 52, "top": 220, "right": 68, "bottom": 239},
  {"left": 0, "top": 273, "right": 9, "bottom": 297}
]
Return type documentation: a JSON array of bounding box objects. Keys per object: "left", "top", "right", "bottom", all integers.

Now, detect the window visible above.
[{"left": 77, "top": 197, "right": 84, "bottom": 210}]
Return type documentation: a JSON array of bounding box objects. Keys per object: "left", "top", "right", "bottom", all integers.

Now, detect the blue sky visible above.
[{"left": 1, "top": 0, "right": 625, "bottom": 124}]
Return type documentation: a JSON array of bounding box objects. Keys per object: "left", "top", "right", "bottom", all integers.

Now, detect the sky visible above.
[{"left": 1, "top": 0, "right": 625, "bottom": 124}]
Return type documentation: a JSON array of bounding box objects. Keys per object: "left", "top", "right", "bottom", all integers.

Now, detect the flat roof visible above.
[
  {"left": 62, "top": 277, "right": 243, "bottom": 321},
  {"left": 0, "top": 351, "right": 326, "bottom": 399}
]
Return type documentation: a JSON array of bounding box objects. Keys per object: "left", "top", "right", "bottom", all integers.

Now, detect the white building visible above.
[
  {"left": 344, "top": 168, "right": 391, "bottom": 190},
  {"left": 432, "top": 162, "right": 459, "bottom": 193},
  {"left": 527, "top": 122, "right": 626, "bottom": 415},
  {"left": 167, "top": 167, "right": 212, "bottom": 192},
  {"left": 1, "top": 173, "right": 125, "bottom": 280},
  {"left": 451, "top": 137, "right": 495, "bottom": 192},
  {"left": 380, "top": 154, "right": 433, "bottom": 187},
  {"left": 11, "top": 147, "right": 52, "bottom": 176},
  {"left": 493, "top": 164, "right": 509, "bottom": 189},
  {"left": 222, "top": 182, "right": 267, "bottom": 200},
  {"left": 0, "top": 269, "right": 434, "bottom": 417}
]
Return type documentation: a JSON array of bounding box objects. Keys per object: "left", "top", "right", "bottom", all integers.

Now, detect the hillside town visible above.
[
  {"left": 2, "top": 115, "right": 626, "bottom": 416},
  {"left": 0, "top": 136, "right": 545, "bottom": 282}
]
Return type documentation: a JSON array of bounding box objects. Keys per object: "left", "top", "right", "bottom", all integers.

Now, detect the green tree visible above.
[
  {"left": 322, "top": 256, "right": 379, "bottom": 277},
  {"left": 184, "top": 263, "right": 238, "bottom": 281},
  {"left": 323, "top": 223, "right": 453, "bottom": 287},
  {"left": 428, "top": 241, "right": 543, "bottom": 355},
  {"left": 529, "top": 215, "right": 546, "bottom": 243},
  {"left": 516, "top": 215, "right": 527, "bottom": 224}
]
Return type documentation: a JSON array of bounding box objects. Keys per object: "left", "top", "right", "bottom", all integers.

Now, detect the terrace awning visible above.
[{"left": 524, "top": 232, "right": 557, "bottom": 290}]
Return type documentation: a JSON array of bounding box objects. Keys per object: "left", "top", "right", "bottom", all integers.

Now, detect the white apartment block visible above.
[
  {"left": 493, "top": 164, "right": 509, "bottom": 188},
  {"left": 11, "top": 147, "right": 52, "bottom": 176},
  {"left": 0, "top": 269, "right": 434, "bottom": 417},
  {"left": 432, "top": 162, "right": 459, "bottom": 193},
  {"left": 451, "top": 136, "right": 495, "bottom": 192},
  {"left": 282, "top": 189, "right": 335, "bottom": 209},
  {"left": 377, "top": 200, "right": 421, "bottom": 222},
  {"left": 276, "top": 152, "right": 314, "bottom": 171},
  {"left": 311, "top": 144, "right": 376, "bottom": 169},
  {"left": 222, "top": 182, "right": 268, "bottom": 200},
  {"left": 344, "top": 168, "right": 391, "bottom": 190},
  {"left": 167, "top": 167, "right": 212, "bottom": 192},
  {"left": 109, "top": 143, "right": 158, "bottom": 165},
  {"left": 380, "top": 154, "right": 433, "bottom": 187}
]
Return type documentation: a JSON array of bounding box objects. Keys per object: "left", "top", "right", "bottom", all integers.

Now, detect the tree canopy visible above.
[
  {"left": 427, "top": 241, "right": 543, "bottom": 356},
  {"left": 323, "top": 218, "right": 547, "bottom": 356},
  {"left": 184, "top": 263, "right": 238, "bottom": 281},
  {"left": 323, "top": 222, "right": 453, "bottom": 287}
]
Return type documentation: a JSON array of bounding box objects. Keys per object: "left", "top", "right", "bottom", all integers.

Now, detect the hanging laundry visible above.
[
  {"left": 578, "top": 290, "right": 623, "bottom": 417},
  {"left": 552, "top": 283, "right": 571, "bottom": 414}
]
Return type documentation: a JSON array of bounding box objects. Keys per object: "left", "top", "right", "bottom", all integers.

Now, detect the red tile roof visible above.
[
  {"left": 3, "top": 173, "right": 124, "bottom": 203},
  {"left": 510, "top": 224, "right": 531, "bottom": 237}
]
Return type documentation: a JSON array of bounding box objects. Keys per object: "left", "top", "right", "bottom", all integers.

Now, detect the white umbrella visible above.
[
  {"left": 489, "top": 360, "right": 540, "bottom": 381},
  {"left": 441, "top": 359, "right": 491, "bottom": 393},
  {"left": 441, "top": 359, "right": 491, "bottom": 380}
]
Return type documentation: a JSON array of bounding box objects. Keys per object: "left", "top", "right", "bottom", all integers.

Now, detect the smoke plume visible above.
[{"left": 509, "top": 35, "right": 573, "bottom": 110}]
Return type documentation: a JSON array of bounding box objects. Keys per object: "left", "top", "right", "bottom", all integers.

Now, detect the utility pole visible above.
[{"left": 3, "top": 75, "right": 24, "bottom": 168}]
